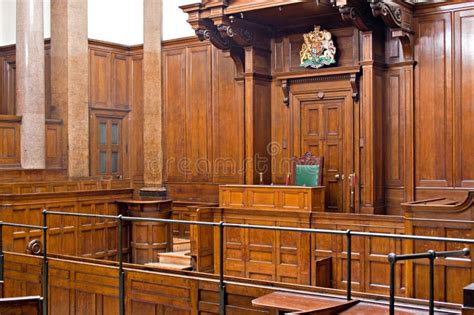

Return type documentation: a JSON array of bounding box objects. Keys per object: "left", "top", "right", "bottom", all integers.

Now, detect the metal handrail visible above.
[
  {"left": 388, "top": 249, "right": 470, "bottom": 315},
  {"left": 0, "top": 210, "right": 472, "bottom": 315}
]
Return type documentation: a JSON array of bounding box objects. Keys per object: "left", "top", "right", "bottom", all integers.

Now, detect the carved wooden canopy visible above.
[{"left": 181, "top": 0, "right": 414, "bottom": 57}]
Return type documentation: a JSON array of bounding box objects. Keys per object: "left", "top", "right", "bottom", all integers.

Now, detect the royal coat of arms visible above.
[{"left": 299, "top": 26, "right": 336, "bottom": 69}]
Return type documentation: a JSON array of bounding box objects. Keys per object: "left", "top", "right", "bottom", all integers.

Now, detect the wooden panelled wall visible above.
[
  {"left": 2, "top": 1, "right": 474, "bottom": 213},
  {"left": 0, "top": 40, "right": 144, "bottom": 184},
  {"left": 384, "top": 3, "right": 474, "bottom": 214},
  {"left": 88, "top": 41, "right": 144, "bottom": 182},
  {"left": 162, "top": 39, "right": 245, "bottom": 202}
]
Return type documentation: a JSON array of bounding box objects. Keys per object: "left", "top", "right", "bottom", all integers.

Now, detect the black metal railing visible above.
[
  {"left": 0, "top": 209, "right": 473, "bottom": 315},
  {"left": 388, "top": 248, "right": 470, "bottom": 315}
]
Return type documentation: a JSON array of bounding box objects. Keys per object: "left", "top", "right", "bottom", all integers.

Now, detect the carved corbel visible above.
[
  {"left": 339, "top": 5, "right": 377, "bottom": 32},
  {"left": 370, "top": 0, "right": 402, "bottom": 29},
  {"left": 217, "top": 17, "right": 254, "bottom": 47},
  {"left": 281, "top": 79, "right": 290, "bottom": 106},
  {"left": 369, "top": 1, "right": 414, "bottom": 60},
  {"left": 392, "top": 29, "right": 413, "bottom": 60},
  {"left": 195, "top": 19, "right": 230, "bottom": 50},
  {"left": 350, "top": 73, "right": 359, "bottom": 101}
]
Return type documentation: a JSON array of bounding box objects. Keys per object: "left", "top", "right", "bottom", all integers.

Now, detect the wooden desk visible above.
[
  {"left": 219, "top": 184, "right": 325, "bottom": 212},
  {"left": 252, "top": 292, "right": 422, "bottom": 314},
  {"left": 251, "top": 292, "right": 358, "bottom": 314},
  {"left": 215, "top": 185, "right": 327, "bottom": 285}
]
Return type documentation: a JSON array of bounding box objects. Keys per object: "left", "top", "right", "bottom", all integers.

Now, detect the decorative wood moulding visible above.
[
  {"left": 338, "top": 5, "right": 379, "bottom": 31},
  {"left": 370, "top": 0, "right": 403, "bottom": 29},
  {"left": 369, "top": 0, "right": 414, "bottom": 59},
  {"left": 195, "top": 19, "right": 230, "bottom": 50},
  {"left": 277, "top": 66, "right": 361, "bottom": 105},
  {"left": 392, "top": 29, "right": 413, "bottom": 60},
  {"left": 0, "top": 115, "right": 22, "bottom": 122},
  {"left": 281, "top": 79, "right": 290, "bottom": 105},
  {"left": 217, "top": 19, "right": 254, "bottom": 47}
]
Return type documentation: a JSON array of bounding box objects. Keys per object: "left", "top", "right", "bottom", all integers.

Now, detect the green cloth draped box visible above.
[{"left": 295, "top": 164, "right": 320, "bottom": 187}]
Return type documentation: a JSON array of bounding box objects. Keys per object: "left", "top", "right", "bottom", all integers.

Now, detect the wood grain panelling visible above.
[
  {"left": 274, "top": 27, "right": 358, "bottom": 74},
  {"left": 0, "top": 117, "right": 21, "bottom": 166},
  {"left": 214, "top": 209, "right": 311, "bottom": 285},
  {"left": 414, "top": 13, "right": 453, "bottom": 188},
  {"left": 45, "top": 120, "right": 63, "bottom": 169},
  {"left": 0, "top": 188, "right": 133, "bottom": 260},
  {"left": 270, "top": 79, "right": 291, "bottom": 184},
  {"left": 88, "top": 43, "right": 142, "bottom": 181},
  {"left": 384, "top": 70, "right": 404, "bottom": 189},
  {"left": 90, "top": 50, "right": 112, "bottom": 108},
  {"left": 1, "top": 54, "right": 16, "bottom": 115},
  {"left": 403, "top": 195, "right": 474, "bottom": 304},
  {"left": 312, "top": 213, "right": 405, "bottom": 296},
  {"left": 3, "top": 251, "right": 464, "bottom": 314},
  {"left": 454, "top": 9, "right": 474, "bottom": 188},
  {"left": 90, "top": 50, "right": 131, "bottom": 111},
  {"left": 129, "top": 54, "right": 144, "bottom": 182},
  {"left": 163, "top": 48, "right": 187, "bottom": 183},
  {"left": 187, "top": 45, "right": 212, "bottom": 182},
  {"left": 112, "top": 54, "right": 129, "bottom": 109},
  {"left": 212, "top": 49, "right": 244, "bottom": 184},
  {"left": 163, "top": 40, "right": 245, "bottom": 200},
  {"left": 0, "top": 178, "right": 131, "bottom": 194}
]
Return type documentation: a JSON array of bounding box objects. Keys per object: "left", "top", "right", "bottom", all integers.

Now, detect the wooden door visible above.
[{"left": 293, "top": 89, "right": 353, "bottom": 213}]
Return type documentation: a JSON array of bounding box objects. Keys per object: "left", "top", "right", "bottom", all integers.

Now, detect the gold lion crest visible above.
[{"left": 300, "top": 26, "right": 336, "bottom": 69}]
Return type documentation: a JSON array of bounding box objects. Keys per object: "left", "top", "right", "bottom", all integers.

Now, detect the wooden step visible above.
[
  {"left": 173, "top": 238, "right": 191, "bottom": 252},
  {"left": 144, "top": 262, "right": 192, "bottom": 271},
  {"left": 158, "top": 251, "right": 191, "bottom": 266}
]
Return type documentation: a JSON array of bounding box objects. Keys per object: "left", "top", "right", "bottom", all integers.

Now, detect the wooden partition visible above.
[
  {"left": 0, "top": 187, "right": 133, "bottom": 260},
  {"left": 171, "top": 201, "right": 218, "bottom": 239},
  {"left": 311, "top": 213, "right": 405, "bottom": 295},
  {"left": 204, "top": 204, "right": 471, "bottom": 303},
  {"left": 214, "top": 208, "right": 313, "bottom": 285},
  {"left": 0, "top": 178, "right": 132, "bottom": 194},
  {"left": 0, "top": 116, "right": 21, "bottom": 167},
  {"left": 189, "top": 206, "right": 215, "bottom": 273},
  {"left": 2, "top": 252, "right": 460, "bottom": 314},
  {"left": 403, "top": 193, "right": 474, "bottom": 304}
]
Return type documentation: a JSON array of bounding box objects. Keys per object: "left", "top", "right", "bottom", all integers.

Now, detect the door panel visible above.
[{"left": 298, "top": 99, "right": 345, "bottom": 212}]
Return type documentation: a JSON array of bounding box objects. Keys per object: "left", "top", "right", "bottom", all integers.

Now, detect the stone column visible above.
[
  {"left": 50, "top": 0, "right": 89, "bottom": 177},
  {"left": 16, "top": 0, "right": 46, "bottom": 169},
  {"left": 142, "top": 0, "right": 164, "bottom": 194}
]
